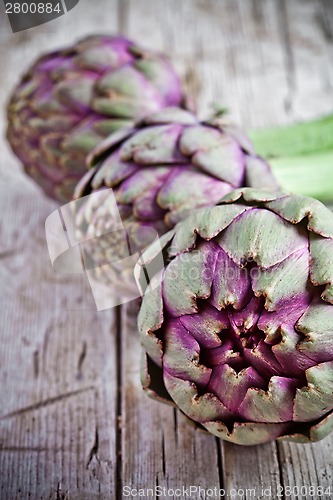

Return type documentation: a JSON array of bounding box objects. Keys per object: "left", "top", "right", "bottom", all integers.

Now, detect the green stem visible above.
[
  {"left": 249, "top": 114, "right": 333, "bottom": 157},
  {"left": 249, "top": 115, "right": 333, "bottom": 202},
  {"left": 269, "top": 152, "right": 333, "bottom": 202}
]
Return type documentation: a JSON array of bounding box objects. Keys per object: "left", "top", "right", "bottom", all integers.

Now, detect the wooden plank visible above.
[
  {"left": 120, "top": 2, "right": 223, "bottom": 494},
  {"left": 121, "top": 0, "right": 282, "bottom": 496},
  {"left": 0, "top": 186, "right": 118, "bottom": 499},
  {"left": 0, "top": 1, "right": 119, "bottom": 498},
  {"left": 123, "top": 0, "right": 333, "bottom": 128},
  {"left": 277, "top": 440, "right": 333, "bottom": 499},
  {"left": 221, "top": 442, "right": 282, "bottom": 499},
  {"left": 122, "top": 0, "right": 291, "bottom": 127},
  {"left": 121, "top": 303, "right": 222, "bottom": 496},
  {"left": 277, "top": 0, "right": 333, "bottom": 123},
  {"left": 274, "top": 0, "right": 333, "bottom": 494},
  {"left": 121, "top": 1, "right": 333, "bottom": 498}
]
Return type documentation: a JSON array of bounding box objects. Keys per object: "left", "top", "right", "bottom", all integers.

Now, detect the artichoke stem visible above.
[
  {"left": 270, "top": 151, "right": 333, "bottom": 202},
  {"left": 249, "top": 114, "right": 333, "bottom": 203}
]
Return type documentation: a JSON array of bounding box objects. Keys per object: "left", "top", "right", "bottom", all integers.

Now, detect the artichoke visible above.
[
  {"left": 136, "top": 188, "right": 333, "bottom": 445},
  {"left": 74, "top": 107, "right": 278, "bottom": 296},
  {"left": 7, "top": 35, "right": 184, "bottom": 202}
]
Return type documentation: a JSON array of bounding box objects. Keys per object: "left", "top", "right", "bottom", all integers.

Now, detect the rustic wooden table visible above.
[{"left": 1, "top": 1, "right": 333, "bottom": 498}]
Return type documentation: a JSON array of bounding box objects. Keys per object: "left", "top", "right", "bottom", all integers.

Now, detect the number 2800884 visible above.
[
  {"left": 5, "top": 3, "right": 62, "bottom": 14},
  {"left": 277, "top": 485, "right": 333, "bottom": 497}
]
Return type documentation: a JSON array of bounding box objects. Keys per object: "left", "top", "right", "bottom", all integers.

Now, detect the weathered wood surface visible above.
[{"left": 0, "top": 0, "right": 333, "bottom": 498}]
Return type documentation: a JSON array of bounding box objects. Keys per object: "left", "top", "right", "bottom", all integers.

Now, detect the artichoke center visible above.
[{"left": 225, "top": 296, "right": 266, "bottom": 354}]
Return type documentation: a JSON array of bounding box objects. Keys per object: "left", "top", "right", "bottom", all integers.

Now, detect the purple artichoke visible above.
[
  {"left": 136, "top": 188, "right": 333, "bottom": 445},
  {"left": 7, "top": 35, "right": 184, "bottom": 202},
  {"left": 74, "top": 108, "right": 278, "bottom": 294}
]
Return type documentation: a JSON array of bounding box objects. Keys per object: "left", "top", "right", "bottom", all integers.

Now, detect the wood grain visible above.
[
  {"left": 121, "top": 303, "right": 223, "bottom": 495},
  {"left": 0, "top": 0, "right": 333, "bottom": 498},
  {"left": 0, "top": 2, "right": 119, "bottom": 499}
]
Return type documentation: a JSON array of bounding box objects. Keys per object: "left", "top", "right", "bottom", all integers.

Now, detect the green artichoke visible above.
[
  {"left": 7, "top": 35, "right": 184, "bottom": 202},
  {"left": 136, "top": 188, "right": 333, "bottom": 445},
  {"left": 74, "top": 108, "right": 278, "bottom": 295}
]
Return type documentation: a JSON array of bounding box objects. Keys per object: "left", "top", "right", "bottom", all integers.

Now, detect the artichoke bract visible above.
[
  {"left": 7, "top": 35, "right": 184, "bottom": 202},
  {"left": 136, "top": 188, "right": 333, "bottom": 445},
  {"left": 74, "top": 108, "right": 278, "bottom": 297}
]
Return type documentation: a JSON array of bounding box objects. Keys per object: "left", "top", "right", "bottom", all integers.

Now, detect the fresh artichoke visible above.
[
  {"left": 74, "top": 107, "right": 278, "bottom": 295},
  {"left": 136, "top": 188, "right": 333, "bottom": 445},
  {"left": 7, "top": 35, "right": 184, "bottom": 202}
]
